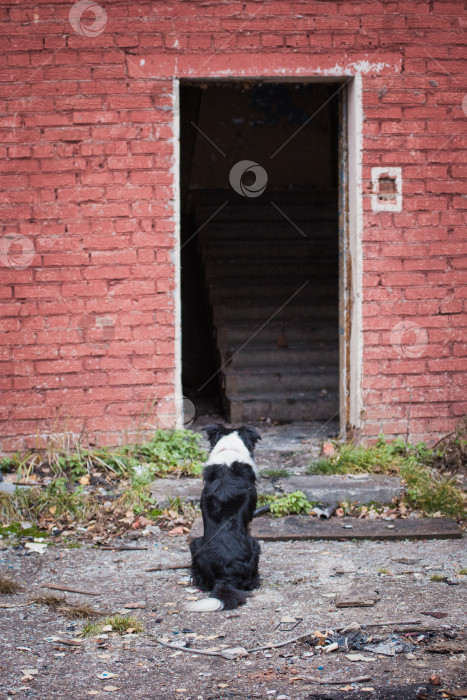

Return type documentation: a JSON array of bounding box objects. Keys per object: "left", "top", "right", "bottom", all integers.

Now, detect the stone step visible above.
[
  {"left": 199, "top": 221, "right": 337, "bottom": 240},
  {"left": 216, "top": 321, "right": 338, "bottom": 346},
  {"left": 219, "top": 343, "right": 339, "bottom": 369},
  {"left": 212, "top": 302, "right": 337, "bottom": 323},
  {"left": 204, "top": 259, "right": 337, "bottom": 280},
  {"left": 208, "top": 282, "right": 337, "bottom": 303},
  {"left": 227, "top": 392, "right": 339, "bottom": 422},
  {"left": 222, "top": 367, "right": 339, "bottom": 394},
  {"left": 201, "top": 240, "right": 336, "bottom": 260},
  {"left": 150, "top": 473, "right": 403, "bottom": 509},
  {"left": 195, "top": 204, "right": 337, "bottom": 224}
]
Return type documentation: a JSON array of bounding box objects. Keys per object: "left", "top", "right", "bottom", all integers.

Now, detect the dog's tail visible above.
[{"left": 185, "top": 582, "right": 249, "bottom": 612}]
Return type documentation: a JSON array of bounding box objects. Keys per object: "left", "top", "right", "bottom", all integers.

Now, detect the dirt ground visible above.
[{"left": 1, "top": 531, "right": 466, "bottom": 700}]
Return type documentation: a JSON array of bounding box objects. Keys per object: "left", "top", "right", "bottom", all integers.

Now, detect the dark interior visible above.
[{"left": 180, "top": 81, "right": 339, "bottom": 422}]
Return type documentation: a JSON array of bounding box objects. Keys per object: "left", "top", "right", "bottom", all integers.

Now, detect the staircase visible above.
[{"left": 193, "top": 190, "right": 340, "bottom": 422}]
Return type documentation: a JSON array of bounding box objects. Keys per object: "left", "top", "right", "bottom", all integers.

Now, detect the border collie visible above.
[{"left": 186, "top": 424, "right": 261, "bottom": 612}]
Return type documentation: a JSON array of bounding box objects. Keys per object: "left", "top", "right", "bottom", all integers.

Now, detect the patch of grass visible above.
[
  {"left": 400, "top": 461, "right": 465, "bottom": 518},
  {"left": 0, "top": 429, "right": 206, "bottom": 483},
  {"left": 378, "top": 568, "right": 390, "bottom": 575},
  {"left": 0, "top": 479, "right": 98, "bottom": 527},
  {"left": 32, "top": 593, "right": 100, "bottom": 619},
  {"left": 457, "top": 568, "right": 467, "bottom": 576},
  {"left": 0, "top": 521, "right": 49, "bottom": 539},
  {"left": 260, "top": 468, "right": 291, "bottom": 479},
  {"left": 307, "top": 436, "right": 466, "bottom": 519},
  {"left": 81, "top": 614, "right": 143, "bottom": 637},
  {"left": 0, "top": 575, "right": 22, "bottom": 594},
  {"left": 430, "top": 574, "right": 447, "bottom": 582},
  {"left": 32, "top": 593, "right": 68, "bottom": 609}
]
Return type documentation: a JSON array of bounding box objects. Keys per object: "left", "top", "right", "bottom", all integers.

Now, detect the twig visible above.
[
  {"left": 301, "top": 675, "right": 372, "bottom": 685},
  {"left": 145, "top": 563, "right": 191, "bottom": 572},
  {"left": 41, "top": 584, "right": 99, "bottom": 596},
  {"left": 0, "top": 601, "right": 34, "bottom": 609},
  {"left": 97, "top": 545, "right": 148, "bottom": 551},
  {"left": 156, "top": 637, "right": 222, "bottom": 657},
  {"left": 54, "top": 639, "right": 83, "bottom": 647}
]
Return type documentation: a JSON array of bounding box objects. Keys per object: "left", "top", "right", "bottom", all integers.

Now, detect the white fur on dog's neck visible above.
[{"left": 205, "top": 431, "right": 258, "bottom": 475}]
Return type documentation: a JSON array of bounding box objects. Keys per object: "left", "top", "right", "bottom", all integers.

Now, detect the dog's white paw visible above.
[{"left": 184, "top": 597, "right": 225, "bottom": 612}]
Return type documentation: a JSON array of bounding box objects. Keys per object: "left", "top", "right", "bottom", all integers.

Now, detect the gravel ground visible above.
[{"left": 1, "top": 532, "right": 466, "bottom": 700}]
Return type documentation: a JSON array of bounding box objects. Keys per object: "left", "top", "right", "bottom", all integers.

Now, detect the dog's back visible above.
[{"left": 189, "top": 461, "right": 261, "bottom": 611}]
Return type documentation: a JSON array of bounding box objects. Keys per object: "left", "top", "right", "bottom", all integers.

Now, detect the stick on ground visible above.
[{"left": 41, "top": 584, "right": 100, "bottom": 596}]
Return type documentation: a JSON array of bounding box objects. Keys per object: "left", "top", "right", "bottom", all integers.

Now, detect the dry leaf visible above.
[
  {"left": 103, "top": 686, "right": 120, "bottom": 692},
  {"left": 79, "top": 475, "right": 90, "bottom": 485},
  {"left": 168, "top": 526, "right": 184, "bottom": 536}
]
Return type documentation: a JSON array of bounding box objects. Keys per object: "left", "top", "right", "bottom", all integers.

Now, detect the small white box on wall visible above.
[{"left": 371, "top": 167, "right": 402, "bottom": 212}]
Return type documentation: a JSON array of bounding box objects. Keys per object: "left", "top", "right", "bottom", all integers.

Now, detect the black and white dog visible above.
[{"left": 187, "top": 424, "right": 261, "bottom": 612}]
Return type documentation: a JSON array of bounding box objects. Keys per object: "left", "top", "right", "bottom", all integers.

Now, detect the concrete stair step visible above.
[
  {"left": 201, "top": 243, "right": 334, "bottom": 261},
  {"left": 227, "top": 392, "right": 339, "bottom": 422},
  {"left": 213, "top": 302, "right": 338, "bottom": 322},
  {"left": 216, "top": 321, "right": 338, "bottom": 346},
  {"left": 199, "top": 222, "right": 337, "bottom": 240},
  {"left": 208, "top": 281, "right": 337, "bottom": 301},
  {"left": 204, "top": 260, "right": 337, "bottom": 279},
  {"left": 222, "top": 367, "right": 339, "bottom": 394},
  {"left": 219, "top": 343, "right": 339, "bottom": 369}
]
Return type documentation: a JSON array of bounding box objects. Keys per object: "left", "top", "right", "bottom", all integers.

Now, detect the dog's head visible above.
[{"left": 203, "top": 423, "right": 261, "bottom": 464}]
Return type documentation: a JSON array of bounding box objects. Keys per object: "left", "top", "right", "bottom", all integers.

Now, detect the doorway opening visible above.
[{"left": 180, "top": 81, "right": 341, "bottom": 424}]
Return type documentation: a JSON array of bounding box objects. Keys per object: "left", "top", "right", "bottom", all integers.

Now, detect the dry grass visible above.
[
  {"left": 0, "top": 575, "right": 23, "bottom": 595},
  {"left": 32, "top": 593, "right": 101, "bottom": 619}
]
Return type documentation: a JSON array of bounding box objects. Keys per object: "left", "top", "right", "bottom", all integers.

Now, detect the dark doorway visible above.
[{"left": 180, "top": 81, "right": 340, "bottom": 422}]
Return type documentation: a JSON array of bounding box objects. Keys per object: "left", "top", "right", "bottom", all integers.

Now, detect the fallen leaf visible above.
[
  {"left": 345, "top": 654, "right": 374, "bottom": 662},
  {"left": 79, "top": 475, "right": 90, "bottom": 485},
  {"left": 280, "top": 616, "right": 297, "bottom": 624},
  {"left": 24, "top": 542, "right": 47, "bottom": 554},
  {"left": 87, "top": 692, "right": 101, "bottom": 696},
  {"left": 103, "top": 687, "right": 120, "bottom": 692},
  {"left": 168, "top": 526, "right": 184, "bottom": 536},
  {"left": 97, "top": 672, "right": 117, "bottom": 680},
  {"left": 20, "top": 669, "right": 38, "bottom": 676}
]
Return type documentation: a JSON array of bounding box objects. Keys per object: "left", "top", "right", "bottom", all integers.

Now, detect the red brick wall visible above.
[{"left": 0, "top": 0, "right": 466, "bottom": 450}]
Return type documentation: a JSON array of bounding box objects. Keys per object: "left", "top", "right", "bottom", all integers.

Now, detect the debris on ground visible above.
[{"left": 335, "top": 588, "right": 380, "bottom": 608}]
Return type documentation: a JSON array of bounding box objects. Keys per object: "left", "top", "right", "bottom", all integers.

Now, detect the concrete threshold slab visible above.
[
  {"left": 189, "top": 515, "right": 463, "bottom": 542},
  {"left": 150, "top": 473, "right": 403, "bottom": 508}
]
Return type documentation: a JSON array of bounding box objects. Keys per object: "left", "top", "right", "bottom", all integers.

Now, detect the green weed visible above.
[
  {"left": 81, "top": 614, "right": 143, "bottom": 636},
  {"left": 269, "top": 490, "right": 313, "bottom": 517},
  {"left": 260, "top": 468, "right": 291, "bottom": 479},
  {"left": 308, "top": 436, "right": 466, "bottom": 519}
]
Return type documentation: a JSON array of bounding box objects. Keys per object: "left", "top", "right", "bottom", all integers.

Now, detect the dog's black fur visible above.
[{"left": 189, "top": 424, "right": 261, "bottom": 610}]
